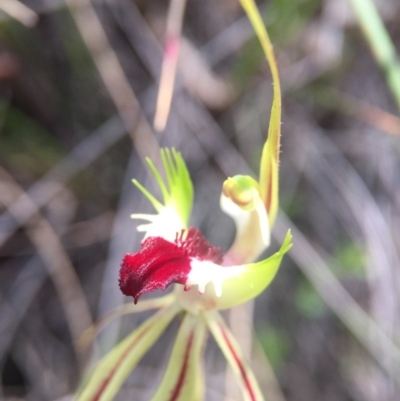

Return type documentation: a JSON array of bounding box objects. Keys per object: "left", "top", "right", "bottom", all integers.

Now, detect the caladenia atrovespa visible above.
[{"left": 76, "top": 1, "right": 291, "bottom": 401}]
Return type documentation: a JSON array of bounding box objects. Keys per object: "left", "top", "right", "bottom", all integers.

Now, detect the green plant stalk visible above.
[{"left": 348, "top": 0, "right": 400, "bottom": 111}]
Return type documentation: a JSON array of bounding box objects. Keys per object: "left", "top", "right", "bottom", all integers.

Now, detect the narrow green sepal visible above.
[
  {"left": 76, "top": 303, "right": 179, "bottom": 401},
  {"left": 204, "top": 311, "right": 265, "bottom": 401},
  {"left": 150, "top": 313, "right": 207, "bottom": 401}
]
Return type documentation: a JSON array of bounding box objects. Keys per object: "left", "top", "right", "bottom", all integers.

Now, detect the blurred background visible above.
[{"left": 1, "top": 0, "right": 400, "bottom": 400}]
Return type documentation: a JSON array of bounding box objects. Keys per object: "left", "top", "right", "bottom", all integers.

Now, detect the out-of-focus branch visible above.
[
  {"left": 0, "top": 0, "right": 38, "bottom": 26},
  {"left": 110, "top": 0, "right": 235, "bottom": 120},
  {"left": 274, "top": 211, "right": 400, "bottom": 387},
  {"left": 0, "top": 167, "right": 93, "bottom": 368},
  {"left": 64, "top": 0, "right": 159, "bottom": 162},
  {"left": 316, "top": 89, "right": 400, "bottom": 136},
  {"left": 12, "top": 330, "right": 70, "bottom": 399},
  {"left": 0, "top": 115, "right": 125, "bottom": 249},
  {"left": 340, "top": 93, "right": 400, "bottom": 135},
  {"left": 64, "top": 0, "right": 163, "bottom": 350},
  {"left": 153, "top": 0, "right": 187, "bottom": 131},
  {"left": 0, "top": 257, "right": 47, "bottom": 362}
]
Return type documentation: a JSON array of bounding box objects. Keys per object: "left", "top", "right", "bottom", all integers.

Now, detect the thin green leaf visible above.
[{"left": 348, "top": 0, "right": 400, "bottom": 110}]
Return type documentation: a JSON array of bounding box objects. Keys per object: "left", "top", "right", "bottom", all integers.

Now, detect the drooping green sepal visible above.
[
  {"left": 150, "top": 313, "right": 207, "bottom": 401},
  {"left": 204, "top": 311, "right": 265, "bottom": 401},
  {"left": 76, "top": 303, "right": 179, "bottom": 401}
]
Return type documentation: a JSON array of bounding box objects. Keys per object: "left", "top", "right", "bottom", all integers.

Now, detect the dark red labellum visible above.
[
  {"left": 119, "top": 236, "right": 191, "bottom": 303},
  {"left": 119, "top": 229, "right": 222, "bottom": 303}
]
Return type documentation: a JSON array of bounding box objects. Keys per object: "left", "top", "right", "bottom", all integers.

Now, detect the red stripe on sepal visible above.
[
  {"left": 168, "top": 330, "right": 194, "bottom": 401},
  {"left": 91, "top": 325, "right": 151, "bottom": 401},
  {"left": 219, "top": 323, "right": 257, "bottom": 401}
]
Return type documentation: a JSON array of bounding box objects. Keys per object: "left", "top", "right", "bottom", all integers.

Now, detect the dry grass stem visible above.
[
  {"left": 0, "top": 167, "right": 93, "bottom": 367},
  {"left": 153, "top": 0, "right": 187, "bottom": 131},
  {"left": 275, "top": 211, "right": 400, "bottom": 385},
  {"left": 0, "top": 115, "right": 126, "bottom": 249},
  {"left": 65, "top": 0, "right": 160, "bottom": 164},
  {"left": 0, "top": 0, "right": 38, "bottom": 26}
]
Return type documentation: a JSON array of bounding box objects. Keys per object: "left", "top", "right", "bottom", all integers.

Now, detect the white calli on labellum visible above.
[{"left": 119, "top": 150, "right": 291, "bottom": 311}]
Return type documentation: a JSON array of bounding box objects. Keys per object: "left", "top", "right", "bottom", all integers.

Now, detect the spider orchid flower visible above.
[
  {"left": 77, "top": 1, "right": 290, "bottom": 399},
  {"left": 77, "top": 149, "right": 292, "bottom": 401}
]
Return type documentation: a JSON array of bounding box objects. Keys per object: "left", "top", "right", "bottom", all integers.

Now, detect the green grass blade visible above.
[{"left": 348, "top": 0, "right": 400, "bottom": 110}]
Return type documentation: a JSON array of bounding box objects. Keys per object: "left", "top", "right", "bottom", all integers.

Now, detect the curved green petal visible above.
[
  {"left": 77, "top": 303, "right": 179, "bottom": 401},
  {"left": 150, "top": 313, "right": 207, "bottom": 401},
  {"left": 215, "top": 230, "right": 292, "bottom": 310},
  {"left": 204, "top": 311, "right": 265, "bottom": 401}
]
